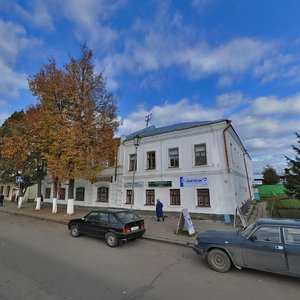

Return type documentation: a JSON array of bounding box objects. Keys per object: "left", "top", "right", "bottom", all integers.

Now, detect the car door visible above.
[
  {"left": 242, "top": 225, "right": 288, "bottom": 273},
  {"left": 80, "top": 212, "right": 99, "bottom": 236},
  {"left": 283, "top": 227, "right": 300, "bottom": 276},
  {"left": 94, "top": 212, "right": 110, "bottom": 237}
]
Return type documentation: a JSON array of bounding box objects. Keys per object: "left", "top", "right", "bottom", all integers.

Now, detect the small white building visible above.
[{"left": 42, "top": 119, "right": 253, "bottom": 217}]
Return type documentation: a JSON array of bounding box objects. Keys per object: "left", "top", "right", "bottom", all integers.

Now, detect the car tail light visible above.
[
  {"left": 140, "top": 222, "right": 145, "bottom": 229},
  {"left": 123, "top": 227, "right": 131, "bottom": 234}
]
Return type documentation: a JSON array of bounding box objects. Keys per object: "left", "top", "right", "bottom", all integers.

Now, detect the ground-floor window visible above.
[
  {"left": 145, "top": 189, "right": 155, "bottom": 205},
  {"left": 6, "top": 186, "right": 10, "bottom": 197},
  {"left": 170, "top": 189, "right": 180, "bottom": 205},
  {"left": 97, "top": 187, "right": 109, "bottom": 202},
  {"left": 126, "top": 189, "right": 133, "bottom": 204},
  {"left": 75, "top": 187, "right": 85, "bottom": 201},
  {"left": 45, "top": 188, "right": 51, "bottom": 199},
  {"left": 197, "top": 189, "right": 210, "bottom": 207},
  {"left": 58, "top": 187, "right": 66, "bottom": 200},
  {"left": 0, "top": 186, "right": 4, "bottom": 194}
]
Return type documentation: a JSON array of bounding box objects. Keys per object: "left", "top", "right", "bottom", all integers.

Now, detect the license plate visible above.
[{"left": 131, "top": 226, "right": 139, "bottom": 231}]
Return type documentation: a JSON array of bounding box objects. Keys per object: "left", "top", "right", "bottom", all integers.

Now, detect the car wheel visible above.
[
  {"left": 207, "top": 249, "right": 232, "bottom": 273},
  {"left": 71, "top": 225, "right": 80, "bottom": 237},
  {"left": 105, "top": 232, "right": 118, "bottom": 247}
]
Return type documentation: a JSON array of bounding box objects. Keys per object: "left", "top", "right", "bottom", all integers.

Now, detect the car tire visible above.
[
  {"left": 207, "top": 249, "right": 232, "bottom": 273},
  {"left": 71, "top": 225, "right": 80, "bottom": 238},
  {"left": 105, "top": 232, "right": 118, "bottom": 247}
]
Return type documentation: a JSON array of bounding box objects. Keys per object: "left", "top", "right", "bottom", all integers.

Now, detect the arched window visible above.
[{"left": 97, "top": 187, "right": 109, "bottom": 202}]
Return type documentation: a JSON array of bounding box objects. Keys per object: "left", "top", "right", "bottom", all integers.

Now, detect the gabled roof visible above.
[{"left": 125, "top": 119, "right": 228, "bottom": 141}]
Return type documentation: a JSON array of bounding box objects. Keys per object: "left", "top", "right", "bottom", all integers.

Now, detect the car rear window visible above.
[{"left": 115, "top": 212, "right": 141, "bottom": 223}]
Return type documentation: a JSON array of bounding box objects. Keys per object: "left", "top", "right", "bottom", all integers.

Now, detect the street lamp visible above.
[{"left": 131, "top": 134, "right": 141, "bottom": 211}]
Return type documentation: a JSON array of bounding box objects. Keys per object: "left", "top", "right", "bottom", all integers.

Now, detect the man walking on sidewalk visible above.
[{"left": 0, "top": 193, "right": 4, "bottom": 206}]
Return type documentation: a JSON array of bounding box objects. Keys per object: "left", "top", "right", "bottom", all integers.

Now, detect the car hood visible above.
[{"left": 196, "top": 228, "right": 241, "bottom": 243}]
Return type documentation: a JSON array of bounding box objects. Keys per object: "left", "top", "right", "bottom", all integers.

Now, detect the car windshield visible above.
[
  {"left": 241, "top": 222, "right": 257, "bottom": 238},
  {"left": 116, "top": 211, "right": 141, "bottom": 223}
]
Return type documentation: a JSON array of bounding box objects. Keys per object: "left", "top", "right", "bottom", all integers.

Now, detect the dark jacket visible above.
[{"left": 156, "top": 200, "right": 163, "bottom": 218}]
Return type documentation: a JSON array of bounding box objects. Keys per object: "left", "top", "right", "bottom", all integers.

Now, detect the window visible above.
[
  {"left": 194, "top": 143, "right": 207, "bottom": 165},
  {"left": 45, "top": 188, "right": 51, "bottom": 199},
  {"left": 0, "top": 186, "right": 4, "bottom": 194},
  {"left": 251, "top": 226, "right": 281, "bottom": 243},
  {"left": 109, "top": 214, "right": 119, "bottom": 223},
  {"left": 58, "top": 188, "right": 66, "bottom": 200},
  {"left": 147, "top": 151, "right": 156, "bottom": 169},
  {"left": 170, "top": 189, "right": 180, "bottom": 205},
  {"left": 169, "top": 148, "right": 179, "bottom": 168},
  {"left": 126, "top": 189, "right": 133, "bottom": 204},
  {"left": 146, "top": 189, "right": 155, "bottom": 205},
  {"left": 97, "top": 187, "right": 109, "bottom": 202},
  {"left": 98, "top": 212, "right": 109, "bottom": 223},
  {"left": 129, "top": 154, "right": 137, "bottom": 171},
  {"left": 75, "top": 187, "right": 85, "bottom": 201},
  {"left": 283, "top": 227, "right": 300, "bottom": 245},
  {"left": 197, "top": 189, "right": 210, "bottom": 207},
  {"left": 6, "top": 186, "right": 10, "bottom": 197}
]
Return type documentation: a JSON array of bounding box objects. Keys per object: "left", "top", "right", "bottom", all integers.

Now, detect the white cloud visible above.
[
  {"left": 14, "top": 0, "right": 55, "bottom": 32},
  {"left": 216, "top": 91, "right": 244, "bottom": 109},
  {"left": 57, "top": 0, "right": 121, "bottom": 47},
  {"left": 252, "top": 94, "right": 300, "bottom": 116}
]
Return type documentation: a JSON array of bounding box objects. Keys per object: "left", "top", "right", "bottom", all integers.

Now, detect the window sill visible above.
[
  {"left": 144, "top": 204, "right": 155, "bottom": 206},
  {"left": 196, "top": 206, "right": 211, "bottom": 208}
]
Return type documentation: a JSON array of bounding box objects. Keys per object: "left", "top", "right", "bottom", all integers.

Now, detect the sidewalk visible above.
[{"left": 0, "top": 200, "right": 268, "bottom": 248}]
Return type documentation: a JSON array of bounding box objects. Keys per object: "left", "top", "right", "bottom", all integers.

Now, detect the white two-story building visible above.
[{"left": 42, "top": 119, "right": 253, "bottom": 217}]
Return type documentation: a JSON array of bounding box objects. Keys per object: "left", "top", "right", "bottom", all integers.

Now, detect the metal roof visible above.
[{"left": 125, "top": 119, "right": 228, "bottom": 142}]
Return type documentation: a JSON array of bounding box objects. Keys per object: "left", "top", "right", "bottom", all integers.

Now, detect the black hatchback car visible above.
[
  {"left": 193, "top": 218, "right": 300, "bottom": 277},
  {"left": 68, "top": 209, "right": 146, "bottom": 247}
]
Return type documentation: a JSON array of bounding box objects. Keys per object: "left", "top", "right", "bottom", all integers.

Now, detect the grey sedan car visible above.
[{"left": 193, "top": 218, "right": 300, "bottom": 277}]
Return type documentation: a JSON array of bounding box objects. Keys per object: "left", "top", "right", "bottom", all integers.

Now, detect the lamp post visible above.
[{"left": 131, "top": 135, "right": 141, "bottom": 211}]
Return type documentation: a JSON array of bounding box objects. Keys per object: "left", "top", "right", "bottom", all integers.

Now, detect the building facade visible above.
[{"left": 42, "top": 119, "right": 253, "bottom": 216}]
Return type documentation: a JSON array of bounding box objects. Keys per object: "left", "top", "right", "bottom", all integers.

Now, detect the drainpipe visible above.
[
  {"left": 223, "top": 120, "right": 232, "bottom": 173},
  {"left": 243, "top": 152, "right": 252, "bottom": 200}
]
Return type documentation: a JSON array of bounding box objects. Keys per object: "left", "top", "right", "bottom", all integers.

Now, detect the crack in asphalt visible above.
[{"left": 123, "top": 259, "right": 181, "bottom": 300}]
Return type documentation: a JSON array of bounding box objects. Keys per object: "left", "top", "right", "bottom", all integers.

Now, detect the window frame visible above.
[
  {"left": 129, "top": 154, "right": 137, "bottom": 171},
  {"left": 97, "top": 187, "right": 109, "bottom": 202},
  {"left": 147, "top": 151, "right": 156, "bottom": 170},
  {"left": 75, "top": 187, "right": 85, "bottom": 201},
  {"left": 170, "top": 189, "right": 180, "bottom": 205},
  {"left": 45, "top": 188, "right": 51, "bottom": 199},
  {"left": 145, "top": 189, "right": 155, "bottom": 205},
  {"left": 126, "top": 189, "right": 133, "bottom": 204},
  {"left": 168, "top": 147, "right": 179, "bottom": 168},
  {"left": 197, "top": 189, "right": 210, "bottom": 207},
  {"left": 194, "top": 143, "right": 207, "bottom": 166},
  {"left": 58, "top": 187, "right": 66, "bottom": 200}
]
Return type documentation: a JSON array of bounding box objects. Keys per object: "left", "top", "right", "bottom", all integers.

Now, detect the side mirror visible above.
[
  {"left": 81, "top": 217, "right": 87, "bottom": 221},
  {"left": 249, "top": 235, "right": 257, "bottom": 242}
]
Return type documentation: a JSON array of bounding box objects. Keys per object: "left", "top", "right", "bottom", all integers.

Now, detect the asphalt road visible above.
[{"left": 0, "top": 213, "right": 299, "bottom": 300}]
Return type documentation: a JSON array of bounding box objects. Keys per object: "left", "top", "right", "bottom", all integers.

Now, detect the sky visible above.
[{"left": 1, "top": 0, "right": 300, "bottom": 176}]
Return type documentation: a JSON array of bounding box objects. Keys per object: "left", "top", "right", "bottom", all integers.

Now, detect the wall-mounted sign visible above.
[
  {"left": 124, "top": 182, "right": 144, "bottom": 188},
  {"left": 148, "top": 181, "right": 172, "bottom": 187},
  {"left": 180, "top": 176, "right": 208, "bottom": 187}
]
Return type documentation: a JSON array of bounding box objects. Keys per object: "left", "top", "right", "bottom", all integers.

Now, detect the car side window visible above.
[
  {"left": 109, "top": 214, "right": 118, "bottom": 223},
  {"left": 87, "top": 212, "right": 99, "bottom": 221},
  {"left": 99, "top": 212, "right": 109, "bottom": 223},
  {"left": 283, "top": 227, "right": 300, "bottom": 245},
  {"left": 251, "top": 226, "right": 281, "bottom": 243}
]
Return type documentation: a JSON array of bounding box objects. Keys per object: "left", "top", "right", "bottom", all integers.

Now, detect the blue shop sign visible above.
[{"left": 180, "top": 176, "right": 208, "bottom": 187}]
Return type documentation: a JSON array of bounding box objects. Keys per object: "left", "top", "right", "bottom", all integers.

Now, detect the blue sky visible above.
[{"left": 1, "top": 0, "right": 300, "bottom": 175}]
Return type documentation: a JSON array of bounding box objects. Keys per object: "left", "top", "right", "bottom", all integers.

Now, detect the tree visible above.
[
  {"left": 285, "top": 133, "right": 300, "bottom": 199},
  {"left": 0, "top": 108, "right": 44, "bottom": 207},
  {"left": 262, "top": 165, "right": 280, "bottom": 185},
  {"left": 28, "top": 45, "right": 119, "bottom": 214}
]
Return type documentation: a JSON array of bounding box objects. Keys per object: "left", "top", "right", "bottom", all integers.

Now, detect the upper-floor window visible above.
[
  {"left": 169, "top": 148, "right": 179, "bottom": 168},
  {"left": 147, "top": 151, "right": 156, "bottom": 169},
  {"left": 97, "top": 187, "right": 109, "bottom": 202},
  {"left": 194, "top": 143, "right": 207, "bottom": 166},
  {"left": 129, "top": 154, "right": 137, "bottom": 171},
  {"left": 76, "top": 187, "right": 85, "bottom": 201}
]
